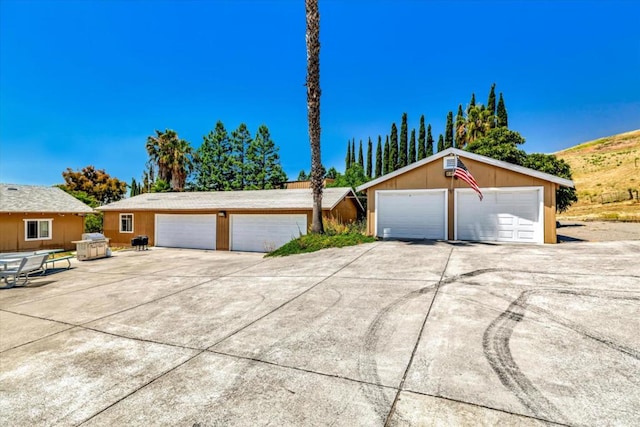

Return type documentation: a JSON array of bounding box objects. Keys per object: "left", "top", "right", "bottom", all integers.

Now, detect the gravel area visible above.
[{"left": 557, "top": 220, "right": 640, "bottom": 242}]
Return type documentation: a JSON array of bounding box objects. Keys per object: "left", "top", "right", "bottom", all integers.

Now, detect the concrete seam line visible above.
[
  {"left": 206, "top": 243, "right": 383, "bottom": 349},
  {"left": 402, "top": 389, "right": 571, "bottom": 427},
  {"left": 383, "top": 246, "right": 454, "bottom": 427},
  {"left": 208, "top": 349, "right": 399, "bottom": 391}
]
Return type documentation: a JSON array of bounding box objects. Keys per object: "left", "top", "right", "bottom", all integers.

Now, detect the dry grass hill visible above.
[{"left": 555, "top": 129, "right": 640, "bottom": 222}]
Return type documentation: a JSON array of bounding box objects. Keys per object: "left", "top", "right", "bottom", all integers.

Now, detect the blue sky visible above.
[{"left": 1, "top": 0, "right": 639, "bottom": 186}]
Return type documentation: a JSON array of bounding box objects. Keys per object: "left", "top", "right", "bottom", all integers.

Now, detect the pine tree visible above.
[
  {"left": 455, "top": 104, "right": 465, "bottom": 148},
  {"left": 366, "top": 137, "right": 373, "bottom": 178},
  {"left": 193, "top": 121, "right": 233, "bottom": 191},
  {"left": 245, "top": 125, "right": 287, "bottom": 189},
  {"left": 345, "top": 140, "right": 351, "bottom": 170},
  {"left": 230, "top": 123, "right": 252, "bottom": 190},
  {"left": 399, "top": 113, "right": 408, "bottom": 168},
  {"left": 445, "top": 111, "right": 454, "bottom": 149},
  {"left": 497, "top": 93, "right": 508, "bottom": 128},
  {"left": 375, "top": 135, "right": 382, "bottom": 177},
  {"left": 487, "top": 83, "right": 496, "bottom": 119},
  {"left": 417, "top": 115, "right": 426, "bottom": 160},
  {"left": 390, "top": 123, "right": 398, "bottom": 171},
  {"left": 426, "top": 124, "right": 434, "bottom": 156},
  {"left": 358, "top": 140, "right": 364, "bottom": 168},
  {"left": 409, "top": 129, "right": 416, "bottom": 164},
  {"left": 383, "top": 135, "right": 390, "bottom": 175},
  {"left": 437, "top": 134, "right": 444, "bottom": 152},
  {"left": 297, "top": 170, "right": 308, "bottom": 181}
]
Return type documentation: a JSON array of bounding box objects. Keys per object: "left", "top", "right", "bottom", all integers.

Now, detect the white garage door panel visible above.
[
  {"left": 377, "top": 190, "right": 446, "bottom": 240},
  {"left": 231, "top": 214, "right": 307, "bottom": 252},
  {"left": 155, "top": 214, "right": 216, "bottom": 250},
  {"left": 456, "top": 188, "right": 542, "bottom": 244}
]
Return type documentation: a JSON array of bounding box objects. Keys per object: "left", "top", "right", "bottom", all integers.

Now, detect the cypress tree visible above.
[
  {"left": 409, "top": 129, "right": 416, "bottom": 164},
  {"left": 497, "top": 93, "right": 508, "bottom": 128},
  {"left": 417, "top": 115, "right": 426, "bottom": 160},
  {"left": 399, "top": 113, "right": 408, "bottom": 168},
  {"left": 375, "top": 136, "right": 382, "bottom": 177},
  {"left": 469, "top": 92, "right": 476, "bottom": 110},
  {"left": 345, "top": 140, "right": 351, "bottom": 170},
  {"left": 487, "top": 83, "right": 496, "bottom": 119},
  {"left": 445, "top": 111, "right": 454, "bottom": 149},
  {"left": 390, "top": 123, "right": 398, "bottom": 171},
  {"left": 437, "top": 134, "right": 444, "bottom": 152},
  {"left": 366, "top": 137, "right": 373, "bottom": 178},
  {"left": 351, "top": 139, "right": 356, "bottom": 167},
  {"left": 426, "top": 124, "right": 434, "bottom": 156},
  {"left": 383, "top": 135, "right": 390, "bottom": 175},
  {"left": 455, "top": 104, "right": 465, "bottom": 148},
  {"left": 358, "top": 140, "right": 364, "bottom": 168}
]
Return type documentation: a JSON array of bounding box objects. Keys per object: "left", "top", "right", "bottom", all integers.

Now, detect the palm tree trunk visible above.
[{"left": 306, "top": 0, "right": 324, "bottom": 234}]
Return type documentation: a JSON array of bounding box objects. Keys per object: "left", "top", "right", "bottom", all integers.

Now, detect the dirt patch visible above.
[{"left": 557, "top": 221, "right": 640, "bottom": 242}]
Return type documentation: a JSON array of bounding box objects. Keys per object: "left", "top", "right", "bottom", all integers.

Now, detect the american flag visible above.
[{"left": 454, "top": 157, "right": 483, "bottom": 201}]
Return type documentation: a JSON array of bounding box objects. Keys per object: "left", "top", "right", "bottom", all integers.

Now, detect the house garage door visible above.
[
  {"left": 230, "top": 214, "right": 307, "bottom": 252},
  {"left": 155, "top": 214, "right": 217, "bottom": 250},
  {"left": 376, "top": 190, "right": 447, "bottom": 240},
  {"left": 455, "top": 187, "right": 543, "bottom": 244}
]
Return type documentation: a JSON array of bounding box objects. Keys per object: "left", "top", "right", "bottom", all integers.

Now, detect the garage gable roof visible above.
[
  {"left": 356, "top": 147, "right": 575, "bottom": 191},
  {"left": 97, "top": 187, "right": 362, "bottom": 212},
  {"left": 0, "top": 184, "right": 94, "bottom": 213}
]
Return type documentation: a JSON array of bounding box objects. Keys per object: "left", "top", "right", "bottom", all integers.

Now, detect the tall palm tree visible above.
[
  {"left": 146, "top": 129, "right": 192, "bottom": 191},
  {"left": 458, "top": 105, "right": 496, "bottom": 147},
  {"left": 306, "top": 0, "right": 323, "bottom": 233},
  {"left": 169, "top": 138, "right": 193, "bottom": 191}
]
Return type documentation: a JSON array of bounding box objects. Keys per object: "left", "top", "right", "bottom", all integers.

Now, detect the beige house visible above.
[
  {"left": 97, "top": 187, "right": 362, "bottom": 252},
  {"left": 356, "top": 148, "right": 574, "bottom": 244},
  {"left": 0, "top": 184, "right": 93, "bottom": 252}
]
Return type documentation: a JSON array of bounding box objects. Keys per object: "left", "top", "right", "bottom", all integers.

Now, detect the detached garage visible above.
[
  {"left": 357, "top": 148, "right": 574, "bottom": 244},
  {"left": 98, "top": 187, "right": 362, "bottom": 252}
]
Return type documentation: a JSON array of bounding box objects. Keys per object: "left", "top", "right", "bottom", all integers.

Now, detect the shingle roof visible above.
[
  {"left": 0, "top": 184, "right": 94, "bottom": 213},
  {"left": 356, "top": 147, "right": 575, "bottom": 191},
  {"left": 97, "top": 187, "right": 361, "bottom": 212}
]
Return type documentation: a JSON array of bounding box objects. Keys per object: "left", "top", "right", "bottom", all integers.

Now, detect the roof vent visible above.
[
  {"left": 7, "top": 187, "right": 18, "bottom": 191},
  {"left": 443, "top": 156, "right": 456, "bottom": 170}
]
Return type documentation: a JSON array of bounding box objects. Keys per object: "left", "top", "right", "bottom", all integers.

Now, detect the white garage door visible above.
[
  {"left": 230, "top": 214, "right": 307, "bottom": 252},
  {"left": 155, "top": 214, "right": 217, "bottom": 250},
  {"left": 455, "top": 187, "right": 543, "bottom": 244},
  {"left": 376, "top": 190, "right": 447, "bottom": 240}
]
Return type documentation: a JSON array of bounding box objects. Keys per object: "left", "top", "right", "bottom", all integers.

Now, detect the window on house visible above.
[
  {"left": 120, "top": 214, "right": 133, "bottom": 233},
  {"left": 24, "top": 219, "right": 53, "bottom": 240}
]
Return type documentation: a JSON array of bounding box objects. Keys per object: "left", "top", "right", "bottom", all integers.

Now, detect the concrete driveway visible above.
[{"left": 1, "top": 241, "right": 638, "bottom": 426}]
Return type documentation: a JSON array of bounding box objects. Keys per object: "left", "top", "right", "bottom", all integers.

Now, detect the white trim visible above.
[
  {"left": 119, "top": 213, "right": 134, "bottom": 233},
  {"left": 454, "top": 186, "right": 544, "bottom": 244},
  {"left": 23, "top": 218, "right": 53, "bottom": 241},
  {"left": 374, "top": 189, "right": 448, "bottom": 240},
  {"left": 327, "top": 187, "right": 365, "bottom": 212},
  {"left": 357, "top": 147, "right": 574, "bottom": 192}
]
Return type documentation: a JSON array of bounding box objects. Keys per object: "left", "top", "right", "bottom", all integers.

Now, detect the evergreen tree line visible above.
[
  {"left": 133, "top": 121, "right": 288, "bottom": 195},
  {"left": 343, "top": 84, "right": 509, "bottom": 179}
]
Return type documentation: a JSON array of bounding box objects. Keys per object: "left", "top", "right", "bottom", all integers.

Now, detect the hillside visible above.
[{"left": 555, "top": 129, "right": 640, "bottom": 221}]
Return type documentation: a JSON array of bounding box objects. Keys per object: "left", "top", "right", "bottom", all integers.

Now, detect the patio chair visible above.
[{"left": 0, "top": 254, "right": 49, "bottom": 289}]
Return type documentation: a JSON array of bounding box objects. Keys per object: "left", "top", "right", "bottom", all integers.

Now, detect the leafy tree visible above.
[
  {"left": 383, "top": 135, "right": 390, "bottom": 175},
  {"left": 455, "top": 104, "right": 465, "bottom": 148},
  {"left": 328, "top": 163, "right": 369, "bottom": 190},
  {"left": 358, "top": 140, "right": 364, "bottom": 168},
  {"left": 375, "top": 136, "right": 383, "bottom": 177},
  {"left": 230, "top": 123, "right": 252, "bottom": 190},
  {"left": 399, "top": 113, "right": 408, "bottom": 168},
  {"left": 297, "top": 170, "right": 308, "bottom": 181},
  {"left": 366, "top": 137, "right": 373, "bottom": 178},
  {"left": 417, "top": 115, "right": 426, "bottom": 160},
  {"left": 61, "top": 166, "right": 127, "bottom": 205},
  {"left": 409, "top": 129, "right": 416, "bottom": 164},
  {"left": 326, "top": 167, "right": 338, "bottom": 179},
  {"left": 152, "top": 178, "right": 171, "bottom": 193},
  {"left": 426, "top": 124, "right": 434, "bottom": 156},
  {"left": 146, "top": 129, "right": 192, "bottom": 191},
  {"left": 437, "top": 134, "right": 444, "bottom": 152},
  {"left": 524, "top": 154, "right": 577, "bottom": 212},
  {"left": 245, "top": 124, "right": 287, "bottom": 189},
  {"left": 497, "top": 92, "right": 508, "bottom": 128},
  {"left": 487, "top": 83, "right": 497, "bottom": 124},
  {"left": 390, "top": 123, "right": 398, "bottom": 171},
  {"left": 306, "top": 0, "right": 323, "bottom": 233},
  {"left": 141, "top": 160, "right": 156, "bottom": 193},
  {"left": 445, "top": 111, "right": 454, "bottom": 149},
  {"left": 192, "top": 121, "right": 233, "bottom": 191}
]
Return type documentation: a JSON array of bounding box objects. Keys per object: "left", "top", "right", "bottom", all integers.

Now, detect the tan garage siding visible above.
[
  {"left": 0, "top": 213, "right": 85, "bottom": 252},
  {"left": 323, "top": 196, "right": 360, "bottom": 223},
  {"left": 365, "top": 157, "right": 559, "bottom": 243}
]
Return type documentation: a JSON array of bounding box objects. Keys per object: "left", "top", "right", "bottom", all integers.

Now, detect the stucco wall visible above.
[
  {"left": 0, "top": 212, "right": 85, "bottom": 252},
  {"left": 365, "top": 158, "right": 558, "bottom": 243}
]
